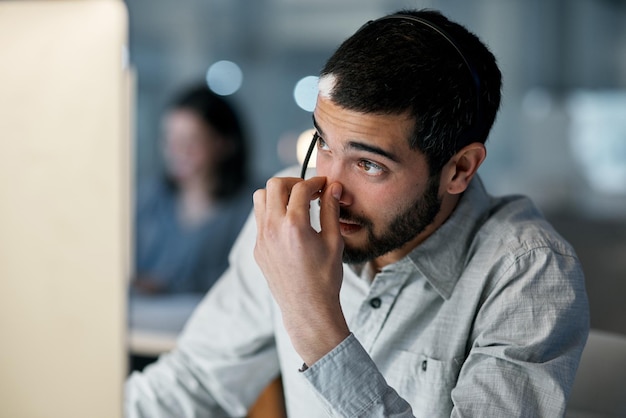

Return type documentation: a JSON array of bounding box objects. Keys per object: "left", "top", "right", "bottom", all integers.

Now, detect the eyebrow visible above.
[{"left": 312, "top": 114, "right": 401, "bottom": 163}]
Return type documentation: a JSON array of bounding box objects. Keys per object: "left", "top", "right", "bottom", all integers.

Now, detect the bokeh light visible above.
[
  {"left": 293, "top": 76, "right": 318, "bottom": 112},
  {"left": 296, "top": 128, "right": 317, "bottom": 166},
  {"left": 206, "top": 60, "right": 243, "bottom": 96}
]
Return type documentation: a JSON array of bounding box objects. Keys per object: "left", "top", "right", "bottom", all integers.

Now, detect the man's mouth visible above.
[{"left": 339, "top": 219, "right": 362, "bottom": 235}]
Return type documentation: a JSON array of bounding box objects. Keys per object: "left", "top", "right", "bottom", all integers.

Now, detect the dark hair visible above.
[
  {"left": 166, "top": 84, "right": 249, "bottom": 199},
  {"left": 320, "top": 9, "right": 502, "bottom": 174}
]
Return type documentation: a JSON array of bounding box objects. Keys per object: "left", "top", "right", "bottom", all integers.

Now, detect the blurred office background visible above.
[{"left": 124, "top": 0, "right": 626, "bottom": 335}]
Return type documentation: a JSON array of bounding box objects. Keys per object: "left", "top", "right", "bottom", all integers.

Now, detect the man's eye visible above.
[
  {"left": 358, "top": 160, "right": 385, "bottom": 175},
  {"left": 315, "top": 133, "right": 329, "bottom": 150}
]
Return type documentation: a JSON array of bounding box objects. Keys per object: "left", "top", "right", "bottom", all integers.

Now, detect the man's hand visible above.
[{"left": 253, "top": 176, "right": 350, "bottom": 366}]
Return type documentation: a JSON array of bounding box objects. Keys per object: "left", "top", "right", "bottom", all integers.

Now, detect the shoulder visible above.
[
  {"left": 135, "top": 177, "right": 175, "bottom": 215},
  {"left": 480, "top": 194, "right": 577, "bottom": 258},
  {"left": 467, "top": 193, "right": 584, "bottom": 297},
  {"left": 137, "top": 177, "right": 171, "bottom": 200}
]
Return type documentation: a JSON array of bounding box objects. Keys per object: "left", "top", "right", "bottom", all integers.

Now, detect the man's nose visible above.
[{"left": 323, "top": 164, "right": 351, "bottom": 207}]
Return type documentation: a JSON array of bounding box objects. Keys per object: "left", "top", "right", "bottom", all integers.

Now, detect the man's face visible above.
[{"left": 313, "top": 96, "right": 443, "bottom": 266}]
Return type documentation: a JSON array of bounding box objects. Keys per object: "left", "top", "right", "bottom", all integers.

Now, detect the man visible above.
[{"left": 126, "top": 9, "right": 589, "bottom": 417}]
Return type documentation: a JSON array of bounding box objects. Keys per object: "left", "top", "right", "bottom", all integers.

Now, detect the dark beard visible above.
[{"left": 341, "top": 175, "right": 442, "bottom": 264}]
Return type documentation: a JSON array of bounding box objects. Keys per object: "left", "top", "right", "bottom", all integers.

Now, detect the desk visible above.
[{"left": 128, "top": 293, "right": 203, "bottom": 356}]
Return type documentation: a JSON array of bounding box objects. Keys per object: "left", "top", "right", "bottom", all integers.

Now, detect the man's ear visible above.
[{"left": 440, "top": 142, "right": 486, "bottom": 195}]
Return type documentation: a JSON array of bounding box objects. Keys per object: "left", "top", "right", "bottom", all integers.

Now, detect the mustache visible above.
[{"left": 339, "top": 208, "right": 372, "bottom": 228}]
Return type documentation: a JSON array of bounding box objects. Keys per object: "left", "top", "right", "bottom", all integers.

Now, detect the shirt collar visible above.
[
  {"left": 346, "top": 176, "right": 493, "bottom": 299},
  {"left": 401, "top": 175, "right": 492, "bottom": 299}
]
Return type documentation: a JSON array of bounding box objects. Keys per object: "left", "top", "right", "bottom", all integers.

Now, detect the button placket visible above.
[{"left": 349, "top": 264, "right": 413, "bottom": 351}]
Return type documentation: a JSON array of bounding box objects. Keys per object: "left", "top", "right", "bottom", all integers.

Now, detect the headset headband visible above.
[
  {"left": 370, "top": 14, "right": 483, "bottom": 135},
  {"left": 300, "top": 14, "right": 484, "bottom": 179},
  {"left": 374, "top": 15, "right": 481, "bottom": 91}
]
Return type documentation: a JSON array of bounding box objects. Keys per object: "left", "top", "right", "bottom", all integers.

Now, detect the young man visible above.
[{"left": 126, "top": 9, "right": 589, "bottom": 417}]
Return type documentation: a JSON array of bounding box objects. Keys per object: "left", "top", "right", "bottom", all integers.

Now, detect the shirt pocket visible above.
[{"left": 385, "top": 350, "right": 463, "bottom": 418}]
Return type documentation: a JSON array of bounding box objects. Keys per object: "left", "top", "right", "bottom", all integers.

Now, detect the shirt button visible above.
[{"left": 369, "top": 297, "right": 382, "bottom": 308}]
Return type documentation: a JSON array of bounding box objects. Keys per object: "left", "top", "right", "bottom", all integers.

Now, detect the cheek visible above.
[
  {"left": 362, "top": 183, "right": 417, "bottom": 224},
  {"left": 166, "top": 143, "right": 210, "bottom": 175},
  {"left": 364, "top": 188, "right": 396, "bottom": 219},
  {"left": 345, "top": 180, "right": 394, "bottom": 223},
  {"left": 184, "top": 141, "right": 211, "bottom": 164}
]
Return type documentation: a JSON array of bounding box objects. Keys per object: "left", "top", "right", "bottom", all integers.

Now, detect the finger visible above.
[
  {"left": 264, "top": 177, "right": 302, "bottom": 218},
  {"left": 319, "top": 182, "right": 342, "bottom": 242},
  {"left": 252, "top": 188, "right": 267, "bottom": 232},
  {"left": 287, "top": 176, "right": 327, "bottom": 219}
]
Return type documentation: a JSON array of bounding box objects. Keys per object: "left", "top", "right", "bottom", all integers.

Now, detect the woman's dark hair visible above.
[
  {"left": 320, "top": 9, "right": 502, "bottom": 174},
  {"left": 166, "top": 84, "right": 249, "bottom": 199}
]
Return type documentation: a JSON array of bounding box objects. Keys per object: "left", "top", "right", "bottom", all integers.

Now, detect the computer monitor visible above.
[{"left": 0, "top": 1, "right": 130, "bottom": 417}]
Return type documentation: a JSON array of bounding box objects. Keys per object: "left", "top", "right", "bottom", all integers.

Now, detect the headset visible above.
[{"left": 300, "top": 13, "right": 483, "bottom": 179}]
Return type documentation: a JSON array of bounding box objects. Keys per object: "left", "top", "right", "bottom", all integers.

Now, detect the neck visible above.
[{"left": 178, "top": 176, "right": 216, "bottom": 226}]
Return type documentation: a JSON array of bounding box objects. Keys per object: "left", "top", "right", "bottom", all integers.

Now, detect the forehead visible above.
[
  {"left": 165, "top": 108, "right": 202, "bottom": 123},
  {"left": 313, "top": 95, "right": 416, "bottom": 151}
]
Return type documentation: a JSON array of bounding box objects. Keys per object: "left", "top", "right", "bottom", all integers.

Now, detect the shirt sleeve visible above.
[
  {"left": 125, "top": 212, "right": 280, "bottom": 417},
  {"left": 302, "top": 334, "right": 416, "bottom": 417},
  {"left": 450, "top": 245, "right": 590, "bottom": 417}
]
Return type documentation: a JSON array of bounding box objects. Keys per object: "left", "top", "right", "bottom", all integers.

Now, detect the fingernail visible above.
[{"left": 331, "top": 184, "right": 342, "bottom": 200}]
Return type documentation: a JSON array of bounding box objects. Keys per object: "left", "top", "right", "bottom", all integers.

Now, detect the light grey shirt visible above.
[{"left": 125, "top": 170, "right": 589, "bottom": 417}]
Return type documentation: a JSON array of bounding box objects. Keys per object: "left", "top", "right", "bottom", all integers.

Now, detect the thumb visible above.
[{"left": 319, "top": 182, "right": 342, "bottom": 240}]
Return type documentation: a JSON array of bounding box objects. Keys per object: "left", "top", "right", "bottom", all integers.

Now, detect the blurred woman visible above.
[{"left": 132, "top": 84, "right": 253, "bottom": 295}]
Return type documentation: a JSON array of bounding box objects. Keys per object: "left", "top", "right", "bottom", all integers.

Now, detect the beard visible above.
[{"left": 341, "top": 175, "right": 442, "bottom": 264}]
